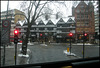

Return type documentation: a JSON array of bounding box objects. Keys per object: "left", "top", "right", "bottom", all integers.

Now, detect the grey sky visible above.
[
  {"left": 1, "top": 1, "right": 21, "bottom": 11},
  {"left": 1, "top": 1, "right": 97, "bottom": 16},
  {"left": 1, "top": 1, "right": 73, "bottom": 17}
]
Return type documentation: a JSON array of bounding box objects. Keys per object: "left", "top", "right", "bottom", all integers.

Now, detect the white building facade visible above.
[{"left": 16, "top": 17, "right": 76, "bottom": 43}]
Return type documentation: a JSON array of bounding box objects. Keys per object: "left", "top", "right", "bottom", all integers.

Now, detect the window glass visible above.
[{"left": 1, "top": 1, "right": 99, "bottom": 67}]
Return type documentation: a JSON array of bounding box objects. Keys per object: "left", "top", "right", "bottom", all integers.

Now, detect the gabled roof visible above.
[
  {"left": 16, "top": 20, "right": 25, "bottom": 26},
  {"left": 38, "top": 20, "right": 45, "bottom": 25},
  {"left": 76, "top": 1, "right": 88, "bottom": 9},
  {"left": 46, "top": 20, "right": 54, "bottom": 25},
  {"left": 57, "top": 18, "right": 65, "bottom": 24},
  {"left": 66, "top": 18, "right": 75, "bottom": 23},
  {"left": 62, "top": 17, "right": 69, "bottom": 22},
  {"left": 88, "top": 1, "right": 93, "bottom": 6},
  {"left": 73, "top": 1, "right": 89, "bottom": 8},
  {"left": 58, "top": 18, "right": 65, "bottom": 22},
  {"left": 16, "top": 21, "right": 21, "bottom": 26},
  {"left": 47, "top": 16, "right": 60, "bottom": 25},
  {"left": 23, "top": 21, "right": 28, "bottom": 26},
  {"left": 31, "top": 22, "right": 36, "bottom": 25}
]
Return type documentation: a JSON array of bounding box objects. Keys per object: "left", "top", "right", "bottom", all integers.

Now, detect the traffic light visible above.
[
  {"left": 14, "top": 30, "right": 18, "bottom": 44},
  {"left": 83, "top": 32, "right": 88, "bottom": 41},
  {"left": 84, "top": 33, "right": 87, "bottom": 36},
  {"left": 69, "top": 32, "right": 73, "bottom": 37},
  {"left": 14, "top": 30, "right": 18, "bottom": 34},
  {"left": 40, "top": 33, "right": 42, "bottom": 36}
]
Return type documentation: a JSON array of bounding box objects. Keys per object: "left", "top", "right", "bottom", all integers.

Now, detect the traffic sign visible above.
[
  {"left": 2, "top": 20, "right": 9, "bottom": 27},
  {"left": 1, "top": 20, "right": 11, "bottom": 44}
]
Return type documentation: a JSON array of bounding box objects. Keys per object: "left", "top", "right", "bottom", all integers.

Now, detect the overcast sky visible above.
[
  {"left": 1, "top": 1, "right": 73, "bottom": 17},
  {"left": 1, "top": 1, "right": 97, "bottom": 15},
  {"left": 1, "top": 1, "right": 22, "bottom": 11}
]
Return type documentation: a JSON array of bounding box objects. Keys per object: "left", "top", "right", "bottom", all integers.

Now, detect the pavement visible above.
[
  {"left": 1, "top": 43, "right": 93, "bottom": 49},
  {"left": 1, "top": 45, "right": 15, "bottom": 66},
  {"left": 0, "top": 43, "right": 32, "bottom": 66},
  {"left": 17, "top": 48, "right": 32, "bottom": 65},
  {"left": 72, "top": 43, "right": 94, "bottom": 45}
]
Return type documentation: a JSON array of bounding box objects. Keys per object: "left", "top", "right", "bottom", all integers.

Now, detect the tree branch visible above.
[
  {"left": 28, "top": 1, "right": 32, "bottom": 21},
  {"left": 34, "top": 13, "right": 56, "bottom": 21},
  {"left": 31, "top": 1, "right": 40, "bottom": 23},
  {"left": 29, "top": 1, "right": 35, "bottom": 16},
  {"left": 34, "top": 2, "right": 48, "bottom": 21}
]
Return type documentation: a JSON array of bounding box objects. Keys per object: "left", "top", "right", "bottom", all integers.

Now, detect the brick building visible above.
[{"left": 72, "top": 1, "right": 95, "bottom": 43}]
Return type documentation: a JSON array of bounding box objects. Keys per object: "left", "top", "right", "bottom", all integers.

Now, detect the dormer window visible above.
[{"left": 80, "top": 5, "right": 84, "bottom": 8}]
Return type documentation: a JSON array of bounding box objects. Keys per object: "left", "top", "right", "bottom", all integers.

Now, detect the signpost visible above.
[{"left": 1, "top": 20, "right": 11, "bottom": 44}]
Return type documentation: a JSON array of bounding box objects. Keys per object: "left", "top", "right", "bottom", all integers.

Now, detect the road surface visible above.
[{"left": 1, "top": 43, "right": 99, "bottom": 66}]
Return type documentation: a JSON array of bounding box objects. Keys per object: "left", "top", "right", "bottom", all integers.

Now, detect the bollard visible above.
[
  {"left": 14, "top": 56, "right": 15, "bottom": 60},
  {"left": 82, "top": 51, "right": 83, "bottom": 54},
  {"left": 61, "top": 66, "right": 72, "bottom": 68},
  {"left": 67, "top": 48, "right": 69, "bottom": 52}
]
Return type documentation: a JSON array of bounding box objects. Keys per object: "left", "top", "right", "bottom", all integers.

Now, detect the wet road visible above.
[{"left": 28, "top": 43, "right": 99, "bottom": 64}]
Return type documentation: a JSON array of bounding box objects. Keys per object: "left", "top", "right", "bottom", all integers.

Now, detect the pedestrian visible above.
[
  {"left": 49, "top": 40, "right": 50, "bottom": 44},
  {"left": 42, "top": 40, "right": 43, "bottom": 43}
]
